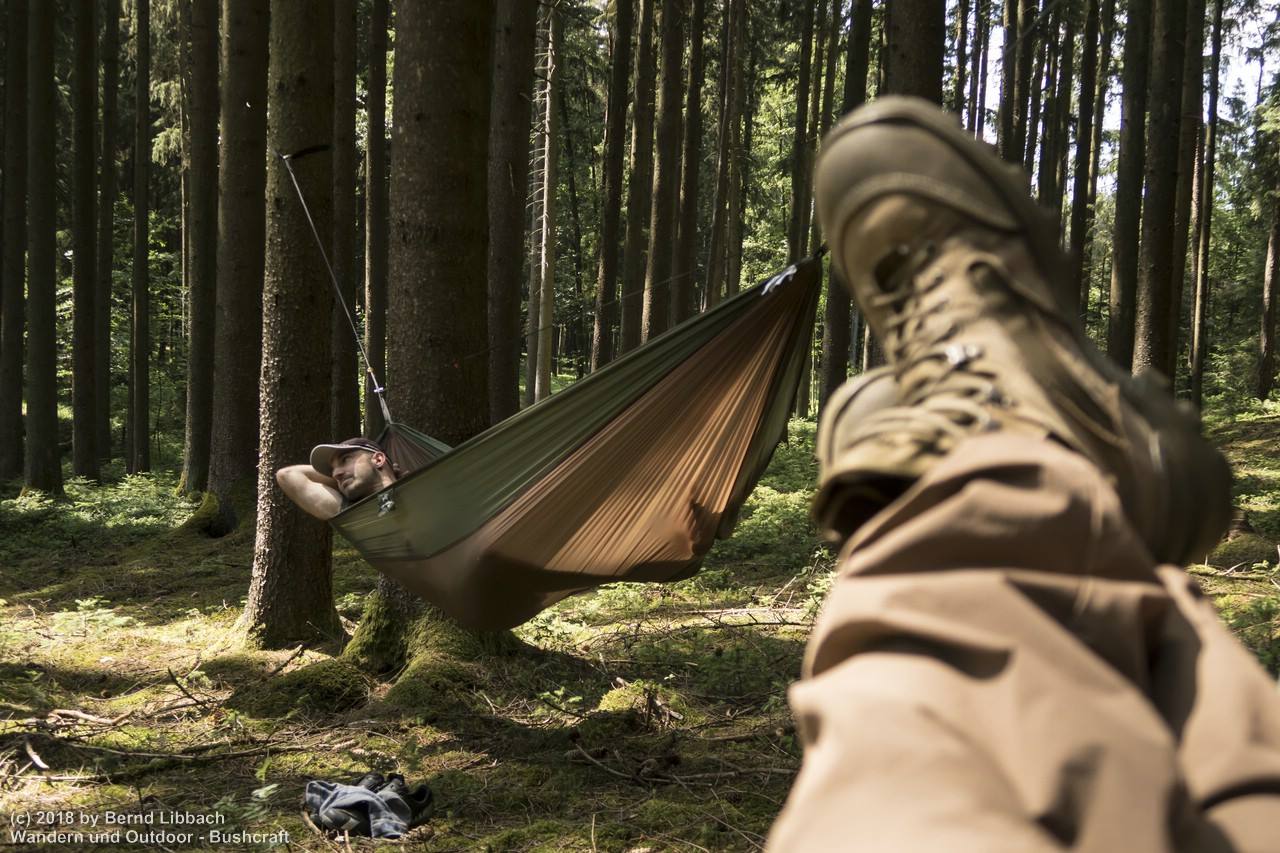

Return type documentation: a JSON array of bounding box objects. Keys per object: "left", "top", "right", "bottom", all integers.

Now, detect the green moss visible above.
[
  {"left": 232, "top": 658, "right": 370, "bottom": 717},
  {"left": 1208, "top": 533, "right": 1278, "bottom": 570}
]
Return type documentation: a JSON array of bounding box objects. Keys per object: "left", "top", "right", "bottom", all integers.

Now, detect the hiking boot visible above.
[
  {"left": 812, "top": 96, "right": 1231, "bottom": 565},
  {"left": 376, "top": 773, "right": 433, "bottom": 829},
  {"left": 351, "top": 771, "right": 386, "bottom": 790},
  {"left": 814, "top": 366, "right": 899, "bottom": 541}
]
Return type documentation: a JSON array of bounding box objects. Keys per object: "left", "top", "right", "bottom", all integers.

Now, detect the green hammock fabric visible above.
[{"left": 331, "top": 257, "right": 823, "bottom": 630}]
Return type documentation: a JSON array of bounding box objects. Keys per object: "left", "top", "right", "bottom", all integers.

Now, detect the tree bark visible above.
[
  {"left": 972, "top": 0, "right": 990, "bottom": 138},
  {"left": 1260, "top": 207, "right": 1279, "bottom": 400},
  {"left": 884, "top": 0, "right": 945, "bottom": 102},
  {"left": 129, "top": 0, "right": 151, "bottom": 474},
  {"left": 724, "top": 0, "right": 748, "bottom": 299},
  {"left": 363, "top": 0, "right": 389, "bottom": 436},
  {"left": 0, "top": 0, "right": 26, "bottom": 481},
  {"left": 25, "top": 1, "right": 60, "bottom": 493},
  {"left": 1011, "top": 0, "right": 1038, "bottom": 157},
  {"left": 671, "top": 0, "right": 704, "bottom": 329},
  {"left": 642, "top": 0, "right": 686, "bottom": 343},
  {"left": 1166, "top": 0, "right": 1206, "bottom": 381},
  {"left": 331, "top": 0, "right": 359, "bottom": 439},
  {"left": 346, "top": 0, "right": 500, "bottom": 672},
  {"left": 96, "top": 0, "right": 120, "bottom": 463},
  {"left": 387, "top": 0, "right": 492, "bottom": 443},
  {"left": 787, "top": 0, "right": 816, "bottom": 263},
  {"left": 620, "top": 0, "right": 657, "bottom": 354},
  {"left": 997, "top": 0, "right": 1020, "bottom": 158},
  {"left": 1190, "top": 0, "right": 1222, "bottom": 408},
  {"left": 1082, "top": 0, "right": 1116, "bottom": 313},
  {"left": 1047, "top": 7, "right": 1074, "bottom": 216},
  {"left": 1068, "top": 0, "right": 1100, "bottom": 313},
  {"left": 821, "top": 0, "right": 872, "bottom": 411},
  {"left": 590, "top": 0, "right": 633, "bottom": 370},
  {"left": 524, "top": 27, "right": 545, "bottom": 410},
  {"left": 72, "top": 0, "right": 99, "bottom": 480},
  {"left": 179, "top": 0, "right": 219, "bottom": 494},
  {"left": 1025, "top": 23, "right": 1049, "bottom": 183},
  {"left": 1106, "top": 0, "right": 1151, "bottom": 368},
  {"left": 238, "top": 0, "right": 338, "bottom": 648},
  {"left": 208, "top": 0, "right": 268, "bottom": 530},
  {"left": 703, "top": 0, "right": 739, "bottom": 309},
  {"left": 1132, "top": 0, "right": 1187, "bottom": 380},
  {"left": 953, "top": 0, "right": 969, "bottom": 117},
  {"left": 488, "top": 0, "right": 538, "bottom": 417},
  {"left": 534, "top": 8, "right": 561, "bottom": 400}
]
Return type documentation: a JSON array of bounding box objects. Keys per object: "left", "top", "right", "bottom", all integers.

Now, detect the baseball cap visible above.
[{"left": 309, "top": 437, "right": 385, "bottom": 477}]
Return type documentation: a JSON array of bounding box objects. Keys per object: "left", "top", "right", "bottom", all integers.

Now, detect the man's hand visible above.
[{"left": 276, "top": 465, "right": 343, "bottom": 520}]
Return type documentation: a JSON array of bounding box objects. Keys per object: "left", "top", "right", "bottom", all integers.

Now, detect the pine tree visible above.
[
  {"left": 238, "top": 0, "right": 338, "bottom": 647},
  {"left": 0, "top": 0, "right": 27, "bottom": 481}
]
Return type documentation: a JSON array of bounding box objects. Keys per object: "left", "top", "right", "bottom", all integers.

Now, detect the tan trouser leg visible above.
[{"left": 768, "top": 435, "right": 1280, "bottom": 852}]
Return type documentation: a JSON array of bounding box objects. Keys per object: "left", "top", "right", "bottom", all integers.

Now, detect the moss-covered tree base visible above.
[
  {"left": 1208, "top": 532, "right": 1278, "bottom": 570},
  {"left": 230, "top": 658, "right": 371, "bottom": 716}
]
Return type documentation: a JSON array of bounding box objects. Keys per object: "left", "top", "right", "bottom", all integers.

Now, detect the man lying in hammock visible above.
[
  {"left": 276, "top": 437, "right": 400, "bottom": 520},
  {"left": 767, "top": 97, "right": 1280, "bottom": 850}
]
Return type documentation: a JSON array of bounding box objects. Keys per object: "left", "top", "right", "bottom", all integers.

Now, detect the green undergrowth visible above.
[
  {"left": 4, "top": 412, "right": 1280, "bottom": 849},
  {"left": 0, "top": 419, "right": 829, "bottom": 851}
]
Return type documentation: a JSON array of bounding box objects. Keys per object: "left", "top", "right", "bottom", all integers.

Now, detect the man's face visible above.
[{"left": 330, "top": 449, "right": 385, "bottom": 501}]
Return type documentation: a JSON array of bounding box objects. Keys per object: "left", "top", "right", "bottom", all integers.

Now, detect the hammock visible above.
[{"left": 330, "top": 257, "right": 822, "bottom": 630}]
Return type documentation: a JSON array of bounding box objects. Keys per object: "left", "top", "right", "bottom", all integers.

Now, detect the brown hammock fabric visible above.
[{"left": 332, "top": 257, "right": 822, "bottom": 629}]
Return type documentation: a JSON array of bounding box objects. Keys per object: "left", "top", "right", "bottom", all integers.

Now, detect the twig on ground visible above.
[
  {"left": 166, "top": 667, "right": 213, "bottom": 708},
  {"left": 571, "top": 743, "right": 635, "bottom": 782},
  {"left": 265, "top": 644, "right": 307, "bottom": 678},
  {"left": 22, "top": 739, "right": 49, "bottom": 770}
]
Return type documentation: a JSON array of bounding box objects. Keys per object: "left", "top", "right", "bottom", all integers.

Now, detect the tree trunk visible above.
[
  {"left": 642, "top": 0, "right": 686, "bottom": 343},
  {"left": 821, "top": 0, "right": 872, "bottom": 411},
  {"left": 488, "top": 0, "right": 538, "bottom": 417},
  {"left": 363, "top": 0, "right": 389, "bottom": 436},
  {"left": 1068, "top": 0, "right": 1100, "bottom": 312},
  {"left": 787, "top": 0, "right": 816, "bottom": 263},
  {"left": 1190, "top": 0, "right": 1222, "bottom": 408},
  {"left": 590, "top": 0, "right": 633, "bottom": 370},
  {"left": 1048, "top": 8, "right": 1075, "bottom": 217},
  {"left": 1167, "top": 0, "right": 1206, "bottom": 381},
  {"left": 524, "top": 33, "right": 545, "bottom": 410},
  {"left": 619, "top": 0, "right": 657, "bottom": 354},
  {"left": 72, "top": 0, "right": 99, "bottom": 480},
  {"left": 179, "top": 0, "right": 219, "bottom": 494},
  {"left": 331, "top": 0, "right": 359, "bottom": 439},
  {"left": 1011, "top": 0, "right": 1038, "bottom": 157},
  {"left": 724, "top": 0, "right": 748, "bottom": 299},
  {"left": 535, "top": 8, "right": 561, "bottom": 400},
  {"left": 704, "top": 0, "right": 739, "bottom": 309},
  {"left": 346, "top": 0, "right": 501, "bottom": 673},
  {"left": 1260, "top": 207, "right": 1279, "bottom": 400},
  {"left": 96, "top": 0, "right": 120, "bottom": 463},
  {"left": 25, "top": 0, "right": 60, "bottom": 493},
  {"left": 0, "top": 0, "right": 26, "bottom": 481},
  {"left": 1132, "top": 0, "right": 1187, "bottom": 380},
  {"left": 953, "top": 0, "right": 969, "bottom": 117},
  {"left": 672, "top": 0, "right": 704, "bottom": 329},
  {"left": 239, "top": 0, "right": 338, "bottom": 648},
  {"left": 1025, "top": 28, "right": 1049, "bottom": 181},
  {"left": 972, "top": 0, "right": 993, "bottom": 137},
  {"left": 1082, "top": 0, "right": 1116, "bottom": 312},
  {"left": 1106, "top": 0, "right": 1151, "bottom": 368},
  {"left": 997, "top": 0, "right": 1020, "bottom": 158},
  {"left": 884, "top": 0, "right": 945, "bottom": 102},
  {"left": 208, "top": 0, "right": 268, "bottom": 531},
  {"left": 129, "top": 0, "right": 151, "bottom": 474}
]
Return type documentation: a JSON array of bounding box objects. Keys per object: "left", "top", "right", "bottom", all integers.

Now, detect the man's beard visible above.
[{"left": 339, "top": 474, "right": 380, "bottom": 502}]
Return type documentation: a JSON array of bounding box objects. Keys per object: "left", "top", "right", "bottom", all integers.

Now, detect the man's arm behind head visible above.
[{"left": 276, "top": 465, "right": 343, "bottom": 520}]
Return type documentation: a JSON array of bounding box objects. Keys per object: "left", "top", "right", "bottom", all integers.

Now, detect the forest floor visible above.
[{"left": 1, "top": 411, "right": 1279, "bottom": 852}]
